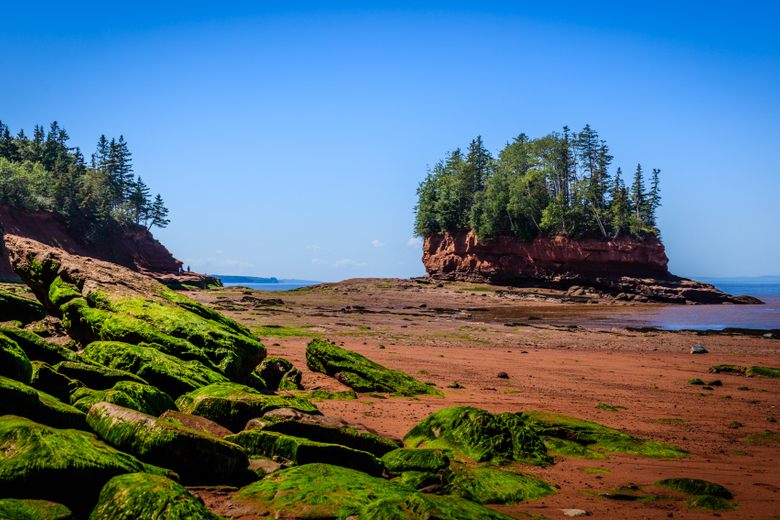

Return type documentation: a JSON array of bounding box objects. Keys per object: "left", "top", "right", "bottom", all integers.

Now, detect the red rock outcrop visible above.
[{"left": 423, "top": 231, "right": 756, "bottom": 304}]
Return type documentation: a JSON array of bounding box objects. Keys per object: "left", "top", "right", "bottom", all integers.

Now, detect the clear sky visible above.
[{"left": 2, "top": 1, "right": 778, "bottom": 280}]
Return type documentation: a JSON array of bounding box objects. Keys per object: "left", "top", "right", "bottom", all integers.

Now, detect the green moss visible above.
[
  {"left": 234, "top": 463, "right": 510, "bottom": 519},
  {"left": 89, "top": 472, "right": 219, "bottom": 520},
  {"left": 595, "top": 403, "right": 625, "bottom": 412},
  {"left": 254, "top": 356, "right": 303, "bottom": 391},
  {"left": 0, "top": 499, "right": 73, "bottom": 520},
  {"left": 0, "top": 332, "right": 32, "bottom": 383},
  {"left": 744, "top": 430, "right": 780, "bottom": 446},
  {"left": 708, "top": 364, "right": 746, "bottom": 376},
  {"left": 0, "top": 375, "right": 85, "bottom": 429},
  {"left": 686, "top": 494, "right": 737, "bottom": 511},
  {"left": 581, "top": 467, "right": 610, "bottom": 474},
  {"left": 30, "top": 361, "right": 82, "bottom": 402},
  {"left": 54, "top": 360, "right": 147, "bottom": 390},
  {"left": 746, "top": 366, "right": 780, "bottom": 378},
  {"left": 541, "top": 437, "right": 607, "bottom": 460},
  {"left": 226, "top": 429, "right": 382, "bottom": 475},
  {"left": 0, "top": 415, "right": 166, "bottom": 514},
  {"left": 175, "top": 381, "right": 320, "bottom": 431},
  {"left": 404, "top": 406, "right": 552, "bottom": 465},
  {"left": 48, "top": 276, "right": 81, "bottom": 308},
  {"left": 71, "top": 381, "right": 175, "bottom": 416},
  {"left": 382, "top": 448, "right": 450, "bottom": 473},
  {"left": 82, "top": 341, "right": 226, "bottom": 398},
  {"left": 448, "top": 467, "right": 556, "bottom": 504},
  {"left": 0, "top": 288, "right": 47, "bottom": 324},
  {"left": 286, "top": 389, "right": 357, "bottom": 401},
  {"left": 87, "top": 402, "right": 248, "bottom": 484},
  {"left": 306, "top": 339, "right": 441, "bottom": 396},
  {"left": 688, "top": 378, "right": 704, "bottom": 385},
  {"left": 0, "top": 326, "right": 79, "bottom": 364},
  {"left": 656, "top": 478, "right": 733, "bottom": 499},
  {"left": 524, "top": 411, "right": 687, "bottom": 459}
]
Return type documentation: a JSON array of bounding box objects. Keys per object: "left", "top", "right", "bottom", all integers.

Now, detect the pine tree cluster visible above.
[
  {"left": 0, "top": 121, "right": 170, "bottom": 242},
  {"left": 415, "top": 126, "right": 661, "bottom": 241}
]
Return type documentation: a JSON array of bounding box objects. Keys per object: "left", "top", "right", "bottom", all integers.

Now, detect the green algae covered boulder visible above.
[
  {"left": 0, "top": 415, "right": 166, "bottom": 513},
  {"left": 381, "top": 448, "right": 451, "bottom": 490},
  {"left": 0, "top": 332, "right": 32, "bottom": 383},
  {"left": 0, "top": 289, "right": 46, "bottom": 324},
  {"left": 30, "top": 361, "right": 82, "bottom": 402},
  {"left": 656, "top": 478, "right": 736, "bottom": 511},
  {"left": 48, "top": 276, "right": 81, "bottom": 308},
  {"left": 233, "top": 463, "right": 511, "bottom": 519},
  {"left": 254, "top": 356, "right": 303, "bottom": 391},
  {"left": 448, "top": 467, "right": 555, "bottom": 504},
  {"left": 82, "top": 341, "right": 226, "bottom": 398},
  {"left": 0, "top": 327, "right": 79, "bottom": 365},
  {"left": 256, "top": 409, "right": 401, "bottom": 457},
  {"left": 0, "top": 499, "right": 73, "bottom": 520},
  {"left": 0, "top": 376, "right": 85, "bottom": 429},
  {"left": 226, "top": 430, "right": 383, "bottom": 476},
  {"left": 71, "top": 381, "right": 175, "bottom": 416},
  {"left": 54, "top": 360, "right": 147, "bottom": 390},
  {"left": 175, "top": 382, "right": 320, "bottom": 431},
  {"left": 524, "top": 411, "right": 687, "bottom": 459},
  {"left": 404, "top": 406, "right": 552, "bottom": 466},
  {"left": 305, "top": 339, "right": 440, "bottom": 396},
  {"left": 87, "top": 402, "right": 249, "bottom": 484},
  {"left": 89, "top": 472, "right": 219, "bottom": 520}
]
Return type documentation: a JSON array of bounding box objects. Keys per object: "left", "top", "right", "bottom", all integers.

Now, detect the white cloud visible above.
[
  {"left": 371, "top": 239, "right": 386, "bottom": 248},
  {"left": 333, "top": 258, "right": 367, "bottom": 268},
  {"left": 406, "top": 237, "right": 423, "bottom": 247}
]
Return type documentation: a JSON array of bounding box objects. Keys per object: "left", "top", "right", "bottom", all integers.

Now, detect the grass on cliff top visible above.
[{"left": 523, "top": 410, "right": 687, "bottom": 460}]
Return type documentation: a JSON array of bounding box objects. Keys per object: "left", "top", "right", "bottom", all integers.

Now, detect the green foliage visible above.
[
  {"left": 403, "top": 406, "right": 552, "bottom": 466},
  {"left": 0, "top": 332, "right": 33, "bottom": 383},
  {"left": 415, "top": 126, "right": 662, "bottom": 240},
  {"left": 305, "top": 339, "right": 440, "bottom": 396},
  {"left": 71, "top": 381, "right": 175, "bottom": 416},
  {"left": 448, "top": 467, "right": 556, "bottom": 504},
  {"left": 0, "top": 375, "right": 86, "bottom": 429},
  {"left": 89, "top": 473, "right": 219, "bottom": 520},
  {"left": 524, "top": 411, "right": 687, "bottom": 459},
  {"left": 0, "top": 499, "right": 73, "bottom": 520},
  {"left": 175, "top": 381, "right": 320, "bottom": 431}
]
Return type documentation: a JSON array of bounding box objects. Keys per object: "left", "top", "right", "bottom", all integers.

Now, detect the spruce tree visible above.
[
  {"left": 129, "top": 176, "right": 151, "bottom": 225},
  {"left": 647, "top": 168, "right": 661, "bottom": 228},
  {"left": 148, "top": 194, "right": 170, "bottom": 230}
]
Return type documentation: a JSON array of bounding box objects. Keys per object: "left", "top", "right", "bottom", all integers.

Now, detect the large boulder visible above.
[
  {"left": 305, "top": 339, "right": 439, "bottom": 396},
  {"left": 0, "top": 376, "right": 85, "bottom": 429},
  {"left": 175, "top": 382, "right": 320, "bottom": 432},
  {"left": 226, "top": 430, "right": 383, "bottom": 476},
  {"left": 0, "top": 499, "right": 73, "bottom": 520},
  {"left": 381, "top": 448, "right": 452, "bottom": 490},
  {"left": 86, "top": 402, "right": 249, "bottom": 484},
  {"left": 53, "top": 360, "right": 147, "bottom": 390},
  {"left": 252, "top": 408, "right": 401, "bottom": 457},
  {"left": 29, "top": 361, "right": 82, "bottom": 402},
  {"left": 448, "top": 467, "right": 555, "bottom": 504},
  {"left": 253, "top": 356, "right": 303, "bottom": 391},
  {"left": 0, "top": 332, "right": 32, "bottom": 383},
  {"left": 0, "top": 326, "right": 79, "bottom": 364},
  {"left": 404, "top": 406, "right": 552, "bottom": 465},
  {"left": 233, "top": 463, "right": 511, "bottom": 519},
  {"left": 5, "top": 235, "right": 265, "bottom": 380},
  {"left": 89, "top": 473, "right": 219, "bottom": 520},
  {"left": 71, "top": 381, "right": 175, "bottom": 416},
  {"left": 81, "top": 341, "right": 226, "bottom": 398},
  {"left": 0, "top": 289, "right": 46, "bottom": 324},
  {"left": 0, "top": 415, "right": 165, "bottom": 514}
]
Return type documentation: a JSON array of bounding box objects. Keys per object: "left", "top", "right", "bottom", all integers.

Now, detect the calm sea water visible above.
[
  {"left": 222, "top": 282, "right": 317, "bottom": 292},
  {"left": 581, "top": 279, "right": 780, "bottom": 331}
]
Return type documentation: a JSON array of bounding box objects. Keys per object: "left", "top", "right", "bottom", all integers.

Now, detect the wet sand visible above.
[{"left": 189, "top": 278, "right": 780, "bottom": 519}]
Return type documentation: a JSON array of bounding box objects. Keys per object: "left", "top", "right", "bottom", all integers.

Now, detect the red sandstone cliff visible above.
[{"left": 423, "top": 231, "right": 756, "bottom": 304}]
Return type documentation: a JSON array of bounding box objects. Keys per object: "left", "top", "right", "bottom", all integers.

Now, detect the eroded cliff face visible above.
[
  {"left": 423, "top": 232, "right": 754, "bottom": 304},
  {"left": 0, "top": 206, "right": 214, "bottom": 288}
]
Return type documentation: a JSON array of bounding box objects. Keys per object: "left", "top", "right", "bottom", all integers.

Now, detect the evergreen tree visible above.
[
  {"left": 129, "top": 176, "right": 151, "bottom": 225},
  {"left": 608, "top": 167, "right": 630, "bottom": 237},
  {"left": 647, "top": 168, "right": 661, "bottom": 228},
  {"left": 148, "top": 194, "right": 170, "bottom": 230}
]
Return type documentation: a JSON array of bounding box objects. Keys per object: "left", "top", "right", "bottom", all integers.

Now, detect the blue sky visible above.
[{"left": 2, "top": 2, "right": 778, "bottom": 280}]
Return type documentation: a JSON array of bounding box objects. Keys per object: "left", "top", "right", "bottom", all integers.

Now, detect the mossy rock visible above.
[
  {"left": 257, "top": 410, "right": 401, "bottom": 457},
  {"left": 656, "top": 478, "right": 736, "bottom": 511},
  {"left": 306, "top": 339, "right": 440, "bottom": 396},
  {"left": 54, "top": 360, "right": 147, "bottom": 390},
  {"left": 0, "top": 415, "right": 166, "bottom": 514},
  {"left": 254, "top": 356, "right": 303, "bottom": 391},
  {"left": 382, "top": 448, "right": 450, "bottom": 474},
  {"left": 0, "top": 332, "right": 32, "bottom": 383},
  {"left": 226, "top": 429, "right": 382, "bottom": 475},
  {"left": 447, "top": 467, "right": 556, "bottom": 504},
  {"left": 404, "top": 406, "right": 552, "bottom": 465},
  {"left": 175, "top": 382, "right": 319, "bottom": 431},
  {"left": 233, "top": 463, "right": 511, "bottom": 519},
  {"left": 746, "top": 366, "right": 780, "bottom": 378},
  {"left": 48, "top": 276, "right": 81, "bottom": 308},
  {"left": 71, "top": 381, "right": 175, "bottom": 416},
  {"left": 87, "top": 402, "right": 249, "bottom": 484},
  {"left": 82, "top": 341, "right": 227, "bottom": 398},
  {"left": 524, "top": 411, "right": 687, "bottom": 459},
  {"left": 0, "top": 289, "right": 47, "bottom": 324},
  {"left": 686, "top": 494, "right": 737, "bottom": 511},
  {"left": 0, "top": 327, "right": 79, "bottom": 364},
  {"left": 0, "top": 376, "right": 85, "bottom": 429},
  {"left": 30, "top": 361, "right": 82, "bottom": 402},
  {"left": 89, "top": 472, "right": 219, "bottom": 520},
  {"left": 0, "top": 499, "right": 73, "bottom": 520},
  {"left": 708, "top": 364, "right": 747, "bottom": 376}
]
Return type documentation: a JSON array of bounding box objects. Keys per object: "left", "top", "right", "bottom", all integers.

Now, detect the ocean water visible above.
[{"left": 222, "top": 282, "right": 317, "bottom": 292}]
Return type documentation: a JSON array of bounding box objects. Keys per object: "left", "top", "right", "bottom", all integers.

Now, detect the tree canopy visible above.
[
  {"left": 414, "top": 126, "right": 661, "bottom": 241},
  {"left": 0, "top": 120, "right": 170, "bottom": 242}
]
